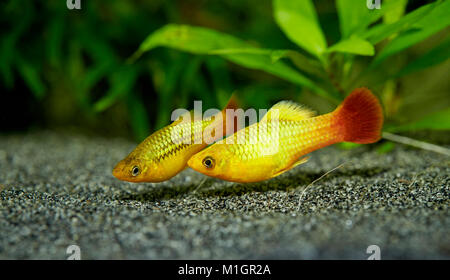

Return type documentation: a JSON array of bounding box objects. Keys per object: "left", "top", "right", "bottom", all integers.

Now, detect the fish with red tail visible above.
[{"left": 187, "top": 88, "right": 384, "bottom": 183}]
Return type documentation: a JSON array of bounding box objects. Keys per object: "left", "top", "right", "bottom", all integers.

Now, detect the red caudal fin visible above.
[{"left": 334, "top": 88, "right": 384, "bottom": 144}]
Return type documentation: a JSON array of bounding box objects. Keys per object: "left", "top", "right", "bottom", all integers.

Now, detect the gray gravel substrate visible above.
[{"left": 0, "top": 131, "right": 448, "bottom": 259}]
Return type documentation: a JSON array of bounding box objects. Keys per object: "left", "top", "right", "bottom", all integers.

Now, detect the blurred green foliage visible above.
[{"left": 1, "top": 0, "right": 449, "bottom": 142}]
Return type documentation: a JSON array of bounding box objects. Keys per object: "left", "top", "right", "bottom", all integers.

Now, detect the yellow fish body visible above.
[
  {"left": 113, "top": 96, "right": 237, "bottom": 182},
  {"left": 187, "top": 88, "right": 383, "bottom": 183}
]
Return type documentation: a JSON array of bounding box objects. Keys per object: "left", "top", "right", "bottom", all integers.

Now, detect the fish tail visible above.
[{"left": 334, "top": 88, "right": 384, "bottom": 144}]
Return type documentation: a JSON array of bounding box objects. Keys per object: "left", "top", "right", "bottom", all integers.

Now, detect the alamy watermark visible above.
[
  {"left": 67, "top": 0, "right": 81, "bottom": 10},
  {"left": 367, "top": 0, "right": 381, "bottom": 10},
  {"left": 66, "top": 245, "right": 81, "bottom": 260},
  {"left": 366, "top": 245, "right": 381, "bottom": 260},
  {"left": 169, "top": 101, "right": 281, "bottom": 151}
]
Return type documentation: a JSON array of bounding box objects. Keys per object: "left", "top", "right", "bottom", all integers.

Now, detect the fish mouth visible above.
[
  {"left": 112, "top": 166, "right": 136, "bottom": 182},
  {"left": 187, "top": 156, "right": 197, "bottom": 170},
  {"left": 187, "top": 155, "right": 204, "bottom": 173},
  {"left": 112, "top": 160, "right": 161, "bottom": 183},
  {"left": 112, "top": 160, "right": 127, "bottom": 180},
  {"left": 112, "top": 166, "right": 121, "bottom": 179}
]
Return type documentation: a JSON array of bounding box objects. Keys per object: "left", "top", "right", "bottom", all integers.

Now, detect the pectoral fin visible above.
[{"left": 270, "top": 156, "right": 310, "bottom": 179}]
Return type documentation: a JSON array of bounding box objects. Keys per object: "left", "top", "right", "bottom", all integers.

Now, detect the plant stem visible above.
[{"left": 382, "top": 132, "right": 450, "bottom": 156}]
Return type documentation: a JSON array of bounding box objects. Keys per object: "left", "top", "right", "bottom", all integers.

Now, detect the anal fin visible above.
[{"left": 270, "top": 156, "right": 310, "bottom": 179}]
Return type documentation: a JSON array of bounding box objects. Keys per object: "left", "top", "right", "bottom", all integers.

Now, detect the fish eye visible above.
[
  {"left": 202, "top": 156, "right": 215, "bottom": 169},
  {"left": 131, "top": 166, "right": 140, "bottom": 176}
]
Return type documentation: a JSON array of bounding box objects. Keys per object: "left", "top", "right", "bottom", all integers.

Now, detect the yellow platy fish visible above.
[
  {"left": 113, "top": 96, "right": 238, "bottom": 182},
  {"left": 187, "top": 88, "right": 383, "bottom": 183}
]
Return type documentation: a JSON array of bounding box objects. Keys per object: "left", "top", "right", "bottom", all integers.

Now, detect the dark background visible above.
[{"left": 0, "top": 0, "right": 448, "bottom": 143}]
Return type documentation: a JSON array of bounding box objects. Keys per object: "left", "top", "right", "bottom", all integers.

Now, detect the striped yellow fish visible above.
[
  {"left": 113, "top": 96, "right": 238, "bottom": 182},
  {"left": 187, "top": 88, "right": 383, "bottom": 183}
]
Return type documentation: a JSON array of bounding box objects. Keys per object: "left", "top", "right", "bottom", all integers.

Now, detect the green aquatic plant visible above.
[
  {"left": 1, "top": 0, "right": 449, "bottom": 152},
  {"left": 128, "top": 0, "right": 450, "bottom": 153}
]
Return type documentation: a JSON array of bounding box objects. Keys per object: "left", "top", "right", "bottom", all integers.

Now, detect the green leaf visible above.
[
  {"left": 133, "top": 24, "right": 337, "bottom": 101},
  {"left": 126, "top": 94, "right": 150, "bottom": 142},
  {"left": 15, "top": 56, "right": 46, "bottom": 99},
  {"left": 363, "top": 1, "right": 438, "bottom": 45},
  {"left": 273, "top": 0, "right": 327, "bottom": 60},
  {"left": 46, "top": 16, "right": 64, "bottom": 68},
  {"left": 327, "top": 36, "right": 375, "bottom": 56},
  {"left": 154, "top": 55, "right": 190, "bottom": 129},
  {"left": 383, "top": 0, "right": 408, "bottom": 24},
  {"left": 81, "top": 61, "right": 115, "bottom": 92},
  {"left": 387, "top": 108, "right": 450, "bottom": 132},
  {"left": 337, "top": 0, "right": 371, "bottom": 39},
  {"left": 268, "top": 49, "right": 326, "bottom": 78},
  {"left": 336, "top": 0, "right": 397, "bottom": 39},
  {"left": 377, "top": 141, "right": 395, "bottom": 154},
  {"left": 0, "top": 3, "right": 32, "bottom": 89},
  {"left": 133, "top": 24, "right": 247, "bottom": 57},
  {"left": 209, "top": 48, "right": 327, "bottom": 79},
  {"left": 396, "top": 36, "right": 450, "bottom": 77},
  {"left": 93, "top": 66, "right": 138, "bottom": 112},
  {"left": 79, "top": 29, "right": 118, "bottom": 64},
  {"left": 372, "top": 1, "right": 450, "bottom": 66}
]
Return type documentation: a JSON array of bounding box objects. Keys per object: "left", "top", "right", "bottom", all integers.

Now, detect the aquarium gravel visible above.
[{"left": 0, "top": 131, "right": 448, "bottom": 259}]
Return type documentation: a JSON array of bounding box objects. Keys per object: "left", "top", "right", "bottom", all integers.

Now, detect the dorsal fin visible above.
[
  {"left": 170, "top": 93, "right": 241, "bottom": 127},
  {"left": 261, "top": 101, "right": 315, "bottom": 122},
  {"left": 223, "top": 92, "right": 240, "bottom": 112}
]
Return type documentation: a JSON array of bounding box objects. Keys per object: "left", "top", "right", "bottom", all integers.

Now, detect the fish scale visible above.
[
  {"left": 113, "top": 94, "right": 238, "bottom": 182},
  {"left": 225, "top": 114, "right": 339, "bottom": 163},
  {"left": 187, "top": 88, "right": 383, "bottom": 183},
  {"left": 141, "top": 117, "right": 214, "bottom": 163}
]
